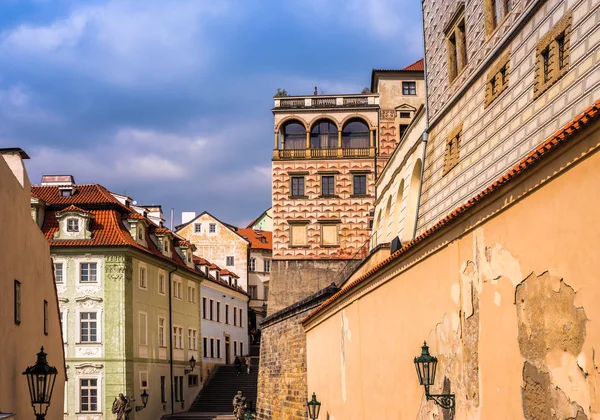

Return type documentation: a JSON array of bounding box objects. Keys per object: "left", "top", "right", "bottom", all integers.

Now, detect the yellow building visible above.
[
  {"left": 303, "top": 0, "right": 600, "bottom": 418},
  {"left": 0, "top": 148, "right": 66, "bottom": 419}
]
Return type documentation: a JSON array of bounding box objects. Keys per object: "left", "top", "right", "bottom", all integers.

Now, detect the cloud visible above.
[{"left": 0, "top": 0, "right": 233, "bottom": 86}]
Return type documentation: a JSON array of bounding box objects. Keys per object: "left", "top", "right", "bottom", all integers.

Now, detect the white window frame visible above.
[
  {"left": 188, "top": 328, "right": 197, "bottom": 350},
  {"left": 209, "top": 223, "right": 217, "bottom": 233},
  {"left": 158, "top": 272, "right": 166, "bottom": 295},
  {"left": 249, "top": 258, "right": 256, "bottom": 272},
  {"left": 54, "top": 262, "right": 65, "bottom": 283},
  {"left": 158, "top": 317, "right": 166, "bottom": 348},
  {"left": 172, "top": 278, "right": 183, "bottom": 299},
  {"left": 60, "top": 310, "right": 68, "bottom": 343},
  {"left": 78, "top": 310, "right": 101, "bottom": 344},
  {"left": 139, "top": 311, "right": 148, "bottom": 346},
  {"left": 76, "top": 258, "right": 102, "bottom": 285},
  {"left": 67, "top": 217, "right": 80, "bottom": 232},
  {"left": 194, "top": 223, "right": 202, "bottom": 233},
  {"left": 264, "top": 259, "right": 271, "bottom": 273},
  {"left": 78, "top": 376, "right": 101, "bottom": 413},
  {"left": 187, "top": 282, "right": 197, "bottom": 304},
  {"left": 139, "top": 266, "right": 147, "bottom": 290},
  {"left": 173, "top": 325, "right": 183, "bottom": 349},
  {"left": 79, "top": 262, "right": 98, "bottom": 284}
]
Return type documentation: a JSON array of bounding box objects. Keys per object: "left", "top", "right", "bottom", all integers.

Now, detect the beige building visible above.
[
  {"left": 0, "top": 148, "right": 66, "bottom": 419},
  {"left": 302, "top": 0, "right": 600, "bottom": 418}
]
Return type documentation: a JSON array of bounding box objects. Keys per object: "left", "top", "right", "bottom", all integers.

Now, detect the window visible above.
[
  {"left": 80, "top": 379, "right": 98, "bottom": 412},
  {"left": 239, "top": 308, "right": 243, "bottom": 328},
  {"left": 290, "top": 223, "right": 308, "bottom": 246},
  {"left": 342, "top": 119, "right": 370, "bottom": 149},
  {"left": 173, "top": 327, "right": 183, "bottom": 349},
  {"left": 44, "top": 300, "right": 49, "bottom": 335},
  {"left": 209, "top": 300, "right": 214, "bottom": 321},
  {"left": 139, "top": 267, "right": 147, "bottom": 289},
  {"left": 484, "top": 0, "right": 511, "bottom": 35},
  {"left": 188, "top": 285, "right": 196, "bottom": 303},
  {"left": 202, "top": 297, "right": 207, "bottom": 319},
  {"left": 217, "top": 339, "right": 221, "bottom": 358},
  {"left": 203, "top": 337, "right": 208, "bottom": 358},
  {"left": 164, "top": 240, "right": 169, "bottom": 252},
  {"left": 80, "top": 263, "right": 97, "bottom": 283},
  {"left": 402, "top": 82, "right": 416, "bottom": 95},
  {"left": 173, "top": 279, "right": 182, "bottom": 299},
  {"left": 282, "top": 121, "right": 307, "bottom": 150},
  {"left": 443, "top": 123, "right": 463, "bottom": 175},
  {"left": 194, "top": 223, "right": 202, "bottom": 233},
  {"left": 234, "top": 341, "right": 238, "bottom": 356},
  {"left": 161, "top": 376, "right": 167, "bottom": 403},
  {"left": 140, "top": 372, "right": 148, "bottom": 389},
  {"left": 188, "top": 329, "right": 197, "bottom": 350},
  {"left": 291, "top": 176, "right": 305, "bottom": 197},
  {"left": 249, "top": 258, "right": 256, "bottom": 272},
  {"left": 54, "top": 263, "right": 64, "bottom": 283},
  {"left": 321, "top": 224, "right": 339, "bottom": 246},
  {"left": 158, "top": 274, "right": 165, "bottom": 295},
  {"left": 14, "top": 280, "right": 21, "bottom": 325},
  {"left": 188, "top": 374, "right": 199, "bottom": 387},
  {"left": 310, "top": 119, "right": 338, "bottom": 149},
  {"left": 485, "top": 52, "right": 510, "bottom": 107},
  {"left": 264, "top": 259, "right": 271, "bottom": 273},
  {"left": 399, "top": 124, "right": 409, "bottom": 140},
  {"left": 225, "top": 304, "right": 230, "bottom": 324},
  {"left": 321, "top": 176, "right": 335, "bottom": 197},
  {"left": 264, "top": 286, "right": 269, "bottom": 300},
  {"left": 67, "top": 218, "right": 79, "bottom": 232},
  {"left": 226, "top": 256, "right": 235, "bottom": 266},
  {"left": 210, "top": 338, "right": 215, "bottom": 358},
  {"left": 399, "top": 112, "right": 411, "bottom": 119},
  {"left": 158, "top": 317, "right": 166, "bottom": 347},
  {"left": 138, "top": 226, "right": 144, "bottom": 240},
  {"left": 174, "top": 377, "right": 178, "bottom": 402},
  {"left": 240, "top": 341, "right": 244, "bottom": 356},
  {"left": 216, "top": 302, "right": 221, "bottom": 322},
  {"left": 445, "top": 5, "right": 467, "bottom": 83},
  {"left": 249, "top": 286, "right": 258, "bottom": 299},
  {"left": 353, "top": 175, "right": 367, "bottom": 195},
  {"left": 60, "top": 311, "right": 67, "bottom": 342},
  {"left": 209, "top": 223, "right": 216, "bottom": 233},
  {"left": 139, "top": 312, "right": 147, "bottom": 346},
  {"left": 80, "top": 312, "right": 98, "bottom": 343},
  {"left": 233, "top": 307, "right": 237, "bottom": 326},
  {"left": 179, "top": 376, "right": 184, "bottom": 402},
  {"left": 534, "top": 12, "right": 572, "bottom": 99}
]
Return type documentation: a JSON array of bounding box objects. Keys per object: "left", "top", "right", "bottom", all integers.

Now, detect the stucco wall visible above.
[
  {"left": 304, "top": 118, "right": 600, "bottom": 419},
  {"left": 0, "top": 153, "right": 65, "bottom": 419}
]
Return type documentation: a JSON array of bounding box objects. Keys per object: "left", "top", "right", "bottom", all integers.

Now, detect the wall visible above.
[
  {"left": 0, "top": 152, "right": 66, "bottom": 419},
  {"left": 248, "top": 248, "right": 271, "bottom": 306},
  {"left": 419, "top": 0, "right": 600, "bottom": 233},
  {"left": 304, "top": 117, "right": 600, "bottom": 419}
]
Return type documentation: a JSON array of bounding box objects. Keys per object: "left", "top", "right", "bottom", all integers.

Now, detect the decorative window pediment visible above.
[{"left": 54, "top": 206, "right": 92, "bottom": 240}]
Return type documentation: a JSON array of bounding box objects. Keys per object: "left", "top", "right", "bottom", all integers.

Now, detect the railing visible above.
[
  {"left": 274, "top": 147, "right": 374, "bottom": 160},
  {"left": 274, "top": 94, "right": 379, "bottom": 109}
]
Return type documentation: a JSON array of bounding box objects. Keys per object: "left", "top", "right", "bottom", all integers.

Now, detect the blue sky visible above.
[{"left": 0, "top": 0, "right": 423, "bottom": 227}]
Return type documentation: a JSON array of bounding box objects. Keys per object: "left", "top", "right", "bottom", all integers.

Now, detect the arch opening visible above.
[
  {"left": 342, "top": 119, "right": 370, "bottom": 149},
  {"left": 282, "top": 121, "right": 306, "bottom": 150},
  {"left": 310, "top": 119, "right": 338, "bottom": 149}
]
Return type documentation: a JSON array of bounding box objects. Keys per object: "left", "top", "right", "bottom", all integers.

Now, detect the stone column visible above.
[
  {"left": 305, "top": 131, "right": 311, "bottom": 157},
  {"left": 273, "top": 132, "right": 279, "bottom": 158},
  {"left": 370, "top": 129, "right": 375, "bottom": 157},
  {"left": 337, "top": 130, "right": 343, "bottom": 157}
]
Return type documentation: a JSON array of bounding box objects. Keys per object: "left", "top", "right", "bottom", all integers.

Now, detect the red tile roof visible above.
[
  {"left": 31, "top": 184, "right": 119, "bottom": 206},
  {"left": 236, "top": 228, "right": 272, "bottom": 250},
  {"left": 123, "top": 211, "right": 146, "bottom": 220},
  {"left": 402, "top": 58, "right": 424, "bottom": 71},
  {"left": 303, "top": 99, "right": 600, "bottom": 325},
  {"left": 57, "top": 204, "right": 87, "bottom": 214}
]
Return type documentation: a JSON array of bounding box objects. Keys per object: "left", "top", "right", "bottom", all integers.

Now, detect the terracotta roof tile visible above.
[
  {"left": 401, "top": 58, "right": 424, "bottom": 71},
  {"left": 236, "top": 228, "right": 272, "bottom": 250},
  {"left": 303, "top": 98, "right": 600, "bottom": 325},
  {"left": 31, "top": 184, "right": 120, "bottom": 206},
  {"left": 57, "top": 204, "right": 87, "bottom": 214}
]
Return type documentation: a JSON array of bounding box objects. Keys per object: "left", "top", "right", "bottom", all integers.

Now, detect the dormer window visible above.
[
  {"left": 67, "top": 218, "right": 79, "bottom": 232},
  {"left": 164, "top": 240, "right": 169, "bottom": 252},
  {"left": 187, "top": 252, "right": 192, "bottom": 264},
  {"left": 61, "top": 190, "right": 71, "bottom": 197},
  {"left": 138, "top": 226, "right": 144, "bottom": 240},
  {"left": 261, "top": 237, "right": 267, "bottom": 244}
]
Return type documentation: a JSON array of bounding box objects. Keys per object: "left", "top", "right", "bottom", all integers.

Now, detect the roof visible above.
[
  {"left": 0, "top": 147, "right": 30, "bottom": 159},
  {"left": 370, "top": 58, "right": 425, "bottom": 92},
  {"left": 246, "top": 207, "right": 272, "bottom": 228},
  {"left": 236, "top": 228, "right": 272, "bottom": 250},
  {"left": 57, "top": 204, "right": 87, "bottom": 214},
  {"left": 303, "top": 98, "right": 600, "bottom": 326},
  {"left": 31, "top": 184, "right": 120, "bottom": 207},
  {"left": 402, "top": 58, "right": 425, "bottom": 71}
]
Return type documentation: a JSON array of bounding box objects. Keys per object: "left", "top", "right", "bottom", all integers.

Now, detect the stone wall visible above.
[{"left": 256, "top": 285, "right": 339, "bottom": 420}]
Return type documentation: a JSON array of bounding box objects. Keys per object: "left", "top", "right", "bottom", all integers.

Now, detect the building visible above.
[
  {"left": 194, "top": 257, "right": 249, "bottom": 379},
  {"left": 269, "top": 61, "right": 426, "bottom": 314},
  {"left": 302, "top": 0, "right": 600, "bottom": 418},
  {"left": 31, "top": 176, "right": 205, "bottom": 419},
  {"left": 247, "top": 207, "right": 273, "bottom": 232},
  {"left": 0, "top": 149, "right": 66, "bottom": 419}
]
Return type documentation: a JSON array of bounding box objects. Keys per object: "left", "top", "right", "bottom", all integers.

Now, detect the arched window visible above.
[
  {"left": 282, "top": 121, "right": 306, "bottom": 150},
  {"left": 310, "top": 120, "right": 338, "bottom": 149},
  {"left": 342, "top": 119, "right": 370, "bottom": 149},
  {"left": 403, "top": 159, "right": 422, "bottom": 242},
  {"left": 392, "top": 179, "right": 405, "bottom": 238}
]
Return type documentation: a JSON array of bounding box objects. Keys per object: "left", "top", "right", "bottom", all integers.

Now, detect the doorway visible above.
[{"left": 225, "top": 335, "right": 231, "bottom": 364}]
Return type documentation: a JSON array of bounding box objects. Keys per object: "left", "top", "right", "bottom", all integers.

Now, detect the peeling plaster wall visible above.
[{"left": 305, "top": 120, "right": 600, "bottom": 419}]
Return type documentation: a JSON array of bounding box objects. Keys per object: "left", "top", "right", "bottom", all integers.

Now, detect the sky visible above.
[{"left": 0, "top": 0, "right": 423, "bottom": 227}]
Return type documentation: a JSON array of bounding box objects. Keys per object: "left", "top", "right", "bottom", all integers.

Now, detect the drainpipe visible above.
[
  {"left": 412, "top": 0, "right": 431, "bottom": 240},
  {"left": 168, "top": 266, "right": 178, "bottom": 414}
]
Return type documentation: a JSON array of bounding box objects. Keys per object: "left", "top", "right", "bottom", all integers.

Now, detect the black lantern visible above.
[
  {"left": 413, "top": 342, "right": 455, "bottom": 411},
  {"left": 185, "top": 356, "right": 196, "bottom": 375},
  {"left": 135, "top": 389, "right": 149, "bottom": 412},
  {"left": 306, "top": 393, "right": 321, "bottom": 420},
  {"left": 22, "top": 347, "right": 58, "bottom": 420}
]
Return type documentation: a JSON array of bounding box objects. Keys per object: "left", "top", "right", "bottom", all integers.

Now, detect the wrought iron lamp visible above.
[
  {"left": 306, "top": 393, "right": 321, "bottom": 420},
  {"left": 22, "top": 347, "right": 58, "bottom": 420},
  {"left": 135, "top": 389, "right": 149, "bottom": 412},
  {"left": 184, "top": 356, "right": 196, "bottom": 375},
  {"left": 414, "top": 342, "right": 455, "bottom": 410}
]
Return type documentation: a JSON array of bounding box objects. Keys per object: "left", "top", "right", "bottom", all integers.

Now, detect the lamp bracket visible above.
[
  {"left": 135, "top": 405, "right": 146, "bottom": 412},
  {"left": 426, "top": 393, "right": 455, "bottom": 410},
  {"left": 184, "top": 368, "right": 193, "bottom": 375}
]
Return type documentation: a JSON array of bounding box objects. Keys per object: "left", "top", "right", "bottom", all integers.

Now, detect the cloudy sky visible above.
[{"left": 0, "top": 0, "right": 423, "bottom": 227}]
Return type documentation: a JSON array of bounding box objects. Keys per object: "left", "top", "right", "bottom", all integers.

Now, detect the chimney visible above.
[
  {"left": 181, "top": 211, "right": 196, "bottom": 225},
  {"left": 0, "top": 148, "right": 30, "bottom": 188},
  {"left": 41, "top": 174, "right": 76, "bottom": 196}
]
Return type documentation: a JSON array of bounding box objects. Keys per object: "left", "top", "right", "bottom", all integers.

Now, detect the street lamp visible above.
[
  {"left": 184, "top": 356, "right": 196, "bottom": 375},
  {"left": 414, "top": 342, "right": 455, "bottom": 411},
  {"left": 22, "top": 347, "right": 58, "bottom": 420},
  {"left": 244, "top": 411, "right": 256, "bottom": 419},
  {"left": 135, "top": 389, "right": 150, "bottom": 412},
  {"left": 306, "top": 393, "right": 321, "bottom": 420}
]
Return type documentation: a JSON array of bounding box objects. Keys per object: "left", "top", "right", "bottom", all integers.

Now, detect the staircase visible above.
[{"left": 163, "top": 344, "right": 260, "bottom": 420}]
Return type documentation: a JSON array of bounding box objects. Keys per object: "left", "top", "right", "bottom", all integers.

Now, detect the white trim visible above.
[
  {"left": 158, "top": 270, "right": 166, "bottom": 295},
  {"left": 77, "top": 375, "right": 102, "bottom": 414},
  {"left": 138, "top": 264, "right": 148, "bottom": 290},
  {"left": 158, "top": 316, "right": 166, "bottom": 348},
  {"left": 76, "top": 308, "right": 102, "bottom": 344},
  {"left": 76, "top": 258, "right": 103, "bottom": 286}
]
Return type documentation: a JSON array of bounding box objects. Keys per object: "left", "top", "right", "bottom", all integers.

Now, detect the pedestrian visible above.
[
  {"left": 250, "top": 328, "right": 256, "bottom": 344},
  {"left": 245, "top": 355, "right": 252, "bottom": 374},
  {"left": 234, "top": 355, "right": 242, "bottom": 376}
]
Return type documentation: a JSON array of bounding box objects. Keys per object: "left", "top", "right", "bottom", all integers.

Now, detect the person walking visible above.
[
  {"left": 234, "top": 355, "right": 242, "bottom": 376},
  {"left": 245, "top": 355, "right": 252, "bottom": 375}
]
